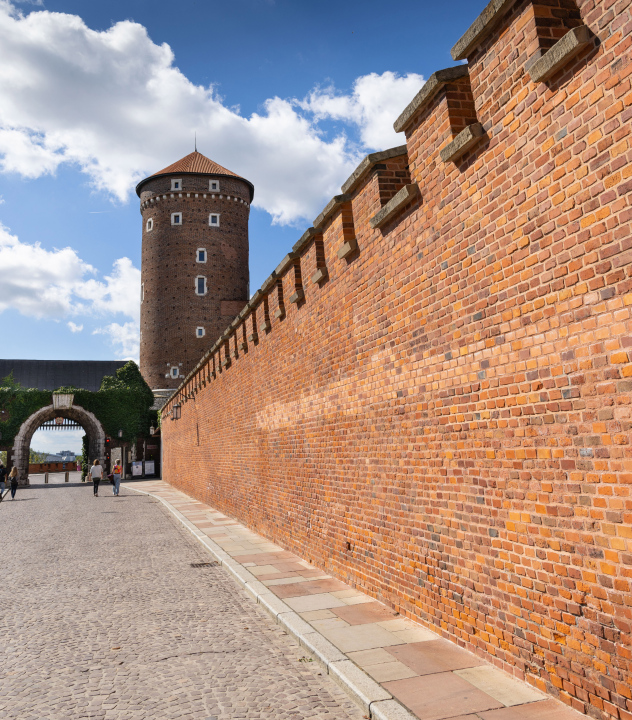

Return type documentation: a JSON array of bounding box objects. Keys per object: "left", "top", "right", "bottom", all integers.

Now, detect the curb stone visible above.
[
  {"left": 371, "top": 700, "right": 419, "bottom": 720},
  {"left": 299, "top": 631, "right": 347, "bottom": 666},
  {"left": 123, "top": 483, "right": 415, "bottom": 720},
  {"left": 243, "top": 579, "right": 269, "bottom": 599},
  {"left": 278, "top": 611, "right": 315, "bottom": 637},
  {"left": 329, "top": 660, "right": 391, "bottom": 714},
  {"left": 258, "top": 592, "right": 293, "bottom": 618}
]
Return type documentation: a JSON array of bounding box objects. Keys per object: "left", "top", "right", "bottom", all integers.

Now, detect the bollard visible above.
[
  {"left": 65, "top": 471, "right": 69, "bottom": 483},
  {"left": 44, "top": 472, "right": 48, "bottom": 484}
]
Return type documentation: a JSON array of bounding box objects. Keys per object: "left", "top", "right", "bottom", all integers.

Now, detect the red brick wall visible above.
[
  {"left": 28, "top": 463, "right": 76, "bottom": 473},
  {"left": 162, "top": 1, "right": 632, "bottom": 716},
  {"left": 139, "top": 174, "right": 251, "bottom": 390}
]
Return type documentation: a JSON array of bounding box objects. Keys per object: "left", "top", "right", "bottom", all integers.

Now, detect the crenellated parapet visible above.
[
  {"left": 159, "top": 1, "right": 630, "bottom": 716},
  {"left": 162, "top": 142, "right": 418, "bottom": 415},
  {"left": 163, "top": 0, "right": 602, "bottom": 420}
]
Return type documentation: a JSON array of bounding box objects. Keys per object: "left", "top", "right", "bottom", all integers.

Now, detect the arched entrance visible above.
[{"left": 13, "top": 404, "right": 105, "bottom": 485}]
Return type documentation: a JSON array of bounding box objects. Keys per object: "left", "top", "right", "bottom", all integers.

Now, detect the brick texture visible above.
[
  {"left": 161, "top": 1, "right": 632, "bottom": 718},
  {"left": 139, "top": 172, "right": 251, "bottom": 390}
]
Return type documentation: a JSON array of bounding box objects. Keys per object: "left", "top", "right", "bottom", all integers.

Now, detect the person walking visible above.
[
  {"left": 112, "top": 460, "right": 122, "bottom": 497},
  {"left": 9, "top": 467, "right": 18, "bottom": 500},
  {"left": 89, "top": 459, "right": 103, "bottom": 497},
  {"left": 0, "top": 462, "right": 6, "bottom": 501}
]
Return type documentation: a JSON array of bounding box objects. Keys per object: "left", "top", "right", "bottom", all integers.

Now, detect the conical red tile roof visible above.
[
  {"left": 151, "top": 151, "right": 241, "bottom": 178},
  {"left": 136, "top": 151, "right": 253, "bottom": 199}
]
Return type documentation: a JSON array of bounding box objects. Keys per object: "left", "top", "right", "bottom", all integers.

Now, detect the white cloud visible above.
[
  {"left": 30, "top": 428, "right": 85, "bottom": 457},
  {"left": 0, "top": 223, "right": 140, "bottom": 359},
  {"left": 93, "top": 322, "right": 139, "bottom": 362},
  {"left": 76, "top": 258, "right": 140, "bottom": 324},
  {"left": 300, "top": 72, "right": 425, "bottom": 150},
  {"left": 0, "top": 223, "right": 92, "bottom": 317},
  {"left": 0, "top": 1, "right": 425, "bottom": 224}
]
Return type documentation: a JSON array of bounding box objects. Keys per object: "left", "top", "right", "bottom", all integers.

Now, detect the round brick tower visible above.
[{"left": 136, "top": 151, "right": 253, "bottom": 392}]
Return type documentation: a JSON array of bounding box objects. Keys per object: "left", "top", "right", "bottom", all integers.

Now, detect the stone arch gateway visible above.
[{"left": 12, "top": 404, "right": 105, "bottom": 485}]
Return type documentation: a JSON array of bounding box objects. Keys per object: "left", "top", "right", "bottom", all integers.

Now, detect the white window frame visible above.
[
  {"left": 209, "top": 179, "right": 220, "bottom": 192},
  {"left": 146, "top": 218, "right": 153, "bottom": 232},
  {"left": 170, "top": 367, "right": 180, "bottom": 379},
  {"left": 209, "top": 213, "right": 220, "bottom": 227},
  {"left": 195, "top": 276, "right": 207, "bottom": 296},
  {"left": 196, "top": 248, "right": 207, "bottom": 263},
  {"left": 171, "top": 178, "right": 182, "bottom": 191},
  {"left": 196, "top": 326, "right": 205, "bottom": 338},
  {"left": 171, "top": 212, "right": 182, "bottom": 226}
]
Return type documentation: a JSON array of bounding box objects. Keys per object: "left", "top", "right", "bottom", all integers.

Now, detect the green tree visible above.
[
  {"left": 29, "top": 449, "right": 48, "bottom": 463},
  {"left": 0, "top": 361, "right": 156, "bottom": 451},
  {"left": 0, "top": 372, "right": 21, "bottom": 390}
]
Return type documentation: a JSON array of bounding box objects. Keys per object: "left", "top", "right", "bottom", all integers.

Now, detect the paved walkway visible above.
[
  {"left": 0, "top": 482, "right": 364, "bottom": 719},
  {"left": 126, "top": 480, "right": 587, "bottom": 720}
]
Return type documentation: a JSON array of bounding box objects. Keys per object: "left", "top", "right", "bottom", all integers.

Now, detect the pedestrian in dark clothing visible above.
[
  {"left": 0, "top": 463, "right": 6, "bottom": 501},
  {"left": 9, "top": 467, "right": 18, "bottom": 499}
]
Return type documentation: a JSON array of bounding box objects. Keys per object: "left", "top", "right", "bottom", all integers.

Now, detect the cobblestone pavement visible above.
[{"left": 0, "top": 483, "right": 365, "bottom": 720}]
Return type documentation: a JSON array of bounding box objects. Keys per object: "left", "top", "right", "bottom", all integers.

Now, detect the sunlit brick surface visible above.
[{"left": 162, "top": 2, "right": 632, "bottom": 717}]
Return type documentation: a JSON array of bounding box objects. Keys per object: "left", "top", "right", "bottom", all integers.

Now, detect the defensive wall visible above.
[{"left": 161, "top": 0, "right": 632, "bottom": 717}]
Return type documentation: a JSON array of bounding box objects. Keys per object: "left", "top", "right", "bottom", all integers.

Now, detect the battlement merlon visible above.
[
  {"left": 450, "top": 0, "right": 516, "bottom": 61},
  {"left": 393, "top": 66, "right": 470, "bottom": 134},
  {"left": 166, "top": 0, "right": 599, "bottom": 402},
  {"left": 341, "top": 146, "right": 408, "bottom": 195}
]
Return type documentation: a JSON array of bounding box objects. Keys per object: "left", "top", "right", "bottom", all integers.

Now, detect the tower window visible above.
[
  {"left": 196, "top": 327, "right": 205, "bottom": 338},
  {"left": 171, "top": 212, "right": 182, "bottom": 225},
  {"left": 170, "top": 367, "right": 180, "bottom": 378},
  {"left": 171, "top": 179, "right": 182, "bottom": 191},
  {"left": 210, "top": 180, "right": 220, "bottom": 191},
  {"left": 146, "top": 218, "right": 153, "bottom": 232},
  {"left": 197, "top": 248, "right": 207, "bottom": 263},
  {"left": 209, "top": 213, "right": 220, "bottom": 227},
  {"left": 195, "top": 276, "right": 207, "bottom": 296}
]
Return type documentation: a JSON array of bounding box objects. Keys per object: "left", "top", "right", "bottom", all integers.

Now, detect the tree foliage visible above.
[
  {"left": 0, "top": 362, "right": 156, "bottom": 450},
  {"left": 81, "top": 435, "right": 89, "bottom": 480},
  {"left": 29, "top": 449, "right": 48, "bottom": 463}
]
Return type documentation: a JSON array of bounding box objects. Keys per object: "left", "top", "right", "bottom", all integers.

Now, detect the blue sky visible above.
[{"left": 0, "top": 0, "right": 479, "bottom": 371}]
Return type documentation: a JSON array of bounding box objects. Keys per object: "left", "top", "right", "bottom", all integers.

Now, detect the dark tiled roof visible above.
[{"left": 0, "top": 360, "right": 127, "bottom": 392}]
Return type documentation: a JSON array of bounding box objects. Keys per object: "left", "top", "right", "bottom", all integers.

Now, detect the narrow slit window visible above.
[
  {"left": 146, "top": 218, "right": 153, "bottom": 232},
  {"left": 196, "top": 327, "right": 205, "bottom": 338},
  {"left": 196, "top": 276, "right": 207, "bottom": 296},
  {"left": 197, "top": 248, "right": 207, "bottom": 263},
  {"left": 171, "top": 179, "right": 182, "bottom": 191},
  {"left": 209, "top": 213, "right": 220, "bottom": 227},
  {"left": 171, "top": 212, "right": 182, "bottom": 225},
  {"left": 170, "top": 367, "right": 180, "bottom": 378},
  {"left": 209, "top": 180, "right": 220, "bottom": 192}
]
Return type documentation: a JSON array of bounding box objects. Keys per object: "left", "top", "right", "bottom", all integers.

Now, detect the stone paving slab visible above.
[{"left": 124, "top": 479, "right": 590, "bottom": 720}]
